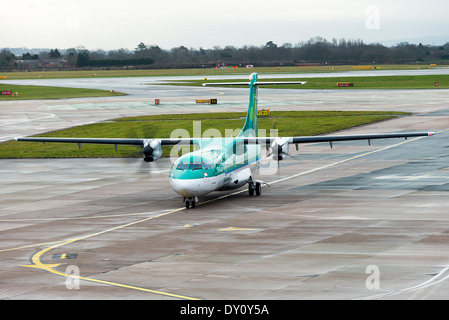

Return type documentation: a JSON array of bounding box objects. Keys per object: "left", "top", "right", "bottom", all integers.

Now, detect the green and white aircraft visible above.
[{"left": 16, "top": 73, "right": 434, "bottom": 208}]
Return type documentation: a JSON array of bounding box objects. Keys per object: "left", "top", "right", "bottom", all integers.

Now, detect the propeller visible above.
[
  {"left": 267, "top": 139, "right": 290, "bottom": 168},
  {"left": 265, "top": 118, "right": 290, "bottom": 166},
  {"left": 118, "top": 120, "right": 160, "bottom": 172}
]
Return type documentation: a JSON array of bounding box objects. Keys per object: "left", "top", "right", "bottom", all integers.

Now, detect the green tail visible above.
[
  {"left": 203, "top": 72, "right": 306, "bottom": 138},
  {"left": 238, "top": 73, "right": 258, "bottom": 138}
]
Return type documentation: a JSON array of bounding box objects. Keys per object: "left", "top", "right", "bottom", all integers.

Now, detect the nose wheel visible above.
[
  {"left": 185, "top": 200, "right": 195, "bottom": 209},
  {"left": 184, "top": 197, "right": 198, "bottom": 209}
]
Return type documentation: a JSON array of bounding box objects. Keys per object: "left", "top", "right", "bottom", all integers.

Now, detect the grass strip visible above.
[
  {"left": 0, "top": 84, "right": 125, "bottom": 100},
  {"left": 167, "top": 74, "right": 449, "bottom": 90},
  {"left": 0, "top": 111, "right": 407, "bottom": 159},
  {"left": 0, "top": 65, "right": 446, "bottom": 80}
]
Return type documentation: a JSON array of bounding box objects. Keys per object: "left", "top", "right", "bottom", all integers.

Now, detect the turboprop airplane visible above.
[{"left": 16, "top": 73, "right": 434, "bottom": 209}]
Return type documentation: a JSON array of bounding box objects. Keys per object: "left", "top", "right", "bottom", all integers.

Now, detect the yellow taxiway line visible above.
[{"left": 21, "top": 207, "right": 200, "bottom": 300}]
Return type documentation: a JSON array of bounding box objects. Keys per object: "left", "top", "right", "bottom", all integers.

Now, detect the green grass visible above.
[
  {"left": 298, "top": 75, "right": 449, "bottom": 89},
  {"left": 0, "top": 84, "right": 125, "bottom": 100},
  {"left": 0, "top": 111, "right": 408, "bottom": 159},
  {"left": 167, "top": 74, "right": 449, "bottom": 90},
  {"left": 117, "top": 110, "right": 407, "bottom": 122},
  {"left": 0, "top": 64, "right": 445, "bottom": 80}
]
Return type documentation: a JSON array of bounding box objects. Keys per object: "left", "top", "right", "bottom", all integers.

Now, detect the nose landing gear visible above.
[{"left": 184, "top": 197, "right": 198, "bottom": 209}]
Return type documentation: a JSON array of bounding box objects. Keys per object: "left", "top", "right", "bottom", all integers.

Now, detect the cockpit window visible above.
[
  {"left": 189, "top": 162, "right": 202, "bottom": 170},
  {"left": 176, "top": 162, "right": 189, "bottom": 170},
  {"left": 176, "top": 161, "right": 209, "bottom": 170},
  {"left": 202, "top": 161, "right": 213, "bottom": 170}
]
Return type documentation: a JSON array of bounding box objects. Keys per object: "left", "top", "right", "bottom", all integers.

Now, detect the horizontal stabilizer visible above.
[{"left": 203, "top": 81, "right": 306, "bottom": 87}]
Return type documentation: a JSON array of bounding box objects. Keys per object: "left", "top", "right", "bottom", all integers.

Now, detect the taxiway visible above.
[{"left": 1, "top": 73, "right": 449, "bottom": 299}]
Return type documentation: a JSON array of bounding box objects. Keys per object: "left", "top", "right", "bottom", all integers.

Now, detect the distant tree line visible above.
[
  {"left": 1, "top": 37, "right": 449, "bottom": 71},
  {"left": 75, "top": 51, "right": 153, "bottom": 67}
]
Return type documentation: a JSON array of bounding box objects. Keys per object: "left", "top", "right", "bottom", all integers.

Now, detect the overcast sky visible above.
[{"left": 1, "top": 0, "right": 449, "bottom": 51}]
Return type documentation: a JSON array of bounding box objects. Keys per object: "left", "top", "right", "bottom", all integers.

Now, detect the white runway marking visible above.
[
  {"left": 0, "top": 112, "right": 56, "bottom": 128},
  {"left": 359, "top": 267, "right": 449, "bottom": 300}
]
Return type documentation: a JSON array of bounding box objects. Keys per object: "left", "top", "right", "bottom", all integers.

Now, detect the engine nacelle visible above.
[
  {"left": 142, "top": 139, "right": 162, "bottom": 162},
  {"left": 271, "top": 137, "right": 289, "bottom": 161}
]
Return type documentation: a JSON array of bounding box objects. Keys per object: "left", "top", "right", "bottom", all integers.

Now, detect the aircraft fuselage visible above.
[{"left": 169, "top": 140, "right": 262, "bottom": 201}]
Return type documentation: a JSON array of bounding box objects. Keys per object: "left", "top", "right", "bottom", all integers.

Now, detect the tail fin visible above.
[
  {"left": 239, "top": 73, "right": 259, "bottom": 137},
  {"left": 202, "top": 73, "right": 307, "bottom": 138}
]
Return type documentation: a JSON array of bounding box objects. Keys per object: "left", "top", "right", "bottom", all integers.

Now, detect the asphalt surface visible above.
[{"left": 1, "top": 71, "right": 449, "bottom": 300}]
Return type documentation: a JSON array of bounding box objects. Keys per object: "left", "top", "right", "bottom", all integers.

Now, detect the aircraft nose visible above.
[{"left": 171, "top": 178, "right": 194, "bottom": 197}]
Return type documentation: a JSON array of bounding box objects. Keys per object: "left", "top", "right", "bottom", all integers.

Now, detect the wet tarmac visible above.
[{"left": 0, "top": 73, "right": 449, "bottom": 299}]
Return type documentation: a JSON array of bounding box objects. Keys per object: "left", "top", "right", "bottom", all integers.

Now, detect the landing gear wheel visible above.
[
  {"left": 185, "top": 198, "right": 197, "bottom": 209},
  {"left": 248, "top": 182, "right": 255, "bottom": 196},
  {"left": 255, "top": 182, "right": 261, "bottom": 196}
]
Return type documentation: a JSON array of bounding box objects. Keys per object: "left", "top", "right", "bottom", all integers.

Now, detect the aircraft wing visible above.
[
  {"left": 15, "top": 136, "right": 197, "bottom": 162},
  {"left": 289, "top": 131, "right": 434, "bottom": 144},
  {"left": 239, "top": 131, "right": 434, "bottom": 160},
  {"left": 15, "top": 131, "right": 433, "bottom": 163},
  {"left": 15, "top": 137, "right": 195, "bottom": 146},
  {"left": 239, "top": 131, "right": 434, "bottom": 145},
  {"left": 16, "top": 131, "right": 434, "bottom": 147}
]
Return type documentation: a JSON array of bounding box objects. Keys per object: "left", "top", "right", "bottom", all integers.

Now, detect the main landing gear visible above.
[{"left": 248, "top": 181, "right": 261, "bottom": 196}]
